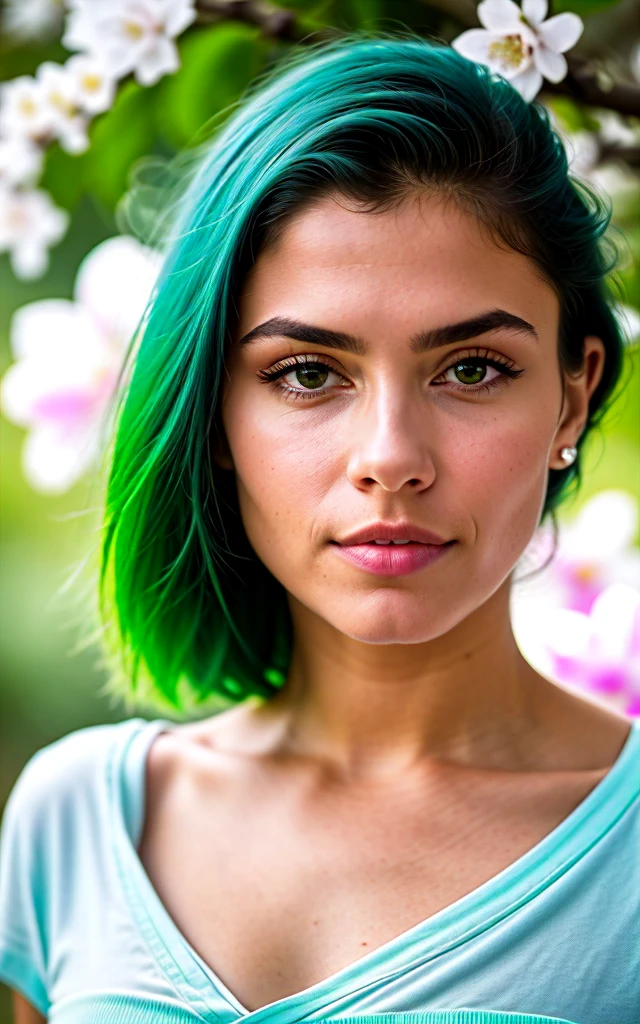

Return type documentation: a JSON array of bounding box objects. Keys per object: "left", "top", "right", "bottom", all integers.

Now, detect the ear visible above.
[{"left": 550, "top": 335, "right": 606, "bottom": 470}]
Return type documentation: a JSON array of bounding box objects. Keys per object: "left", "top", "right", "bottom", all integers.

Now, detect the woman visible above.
[{"left": 0, "top": 30, "right": 638, "bottom": 1024}]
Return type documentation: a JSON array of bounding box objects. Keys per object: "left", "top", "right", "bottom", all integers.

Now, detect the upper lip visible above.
[{"left": 334, "top": 522, "right": 451, "bottom": 545}]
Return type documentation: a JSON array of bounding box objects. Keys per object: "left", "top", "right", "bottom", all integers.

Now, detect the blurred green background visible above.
[{"left": 0, "top": 0, "right": 639, "bottom": 1016}]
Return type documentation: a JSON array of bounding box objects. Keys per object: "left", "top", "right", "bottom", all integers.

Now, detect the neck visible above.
[{"left": 249, "top": 577, "right": 557, "bottom": 780}]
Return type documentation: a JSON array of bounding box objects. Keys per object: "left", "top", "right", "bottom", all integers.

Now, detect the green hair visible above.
[{"left": 97, "top": 29, "right": 627, "bottom": 716}]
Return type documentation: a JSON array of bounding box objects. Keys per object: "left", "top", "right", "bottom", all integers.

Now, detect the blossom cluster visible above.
[
  {"left": 0, "top": 235, "right": 162, "bottom": 491},
  {"left": 0, "top": 0, "right": 196, "bottom": 278}
]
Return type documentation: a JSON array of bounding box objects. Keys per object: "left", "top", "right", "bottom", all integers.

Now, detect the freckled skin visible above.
[{"left": 214, "top": 190, "right": 607, "bottom": 763}]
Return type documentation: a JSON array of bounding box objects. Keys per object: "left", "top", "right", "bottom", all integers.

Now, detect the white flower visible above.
[
  {"left": 1, "top": 0, "right": 66, "bottom": 44},
  {"left": 0, "top": 134, "right": 44, "bottom": 187},
  {"left": 0, "top": 75, "right": 56, "bottom": 144},
  {"left": 35, "top": 61, "right": 90, "bottom": 155},
  {"left": 63, "top": 0, "right": 197, "bottom": 87},
  {"left": 0, "top": 235, "right": 162, "bottom": 493},
  {"left": 64, "top": 54, "right": 117, "bottom": 116},
  {"left": 0, "top": 185, "right": 69, "bottom": 279},
  {"left": 452, "top": 0, "right": 584, "bottom": 101}
]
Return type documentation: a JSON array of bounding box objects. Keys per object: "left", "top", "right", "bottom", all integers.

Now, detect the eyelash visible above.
[{"left": 255, "top": 348, "right": 525, "bottom": 401}]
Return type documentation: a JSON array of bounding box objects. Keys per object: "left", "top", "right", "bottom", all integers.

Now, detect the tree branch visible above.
[
  {"left": 194, "top": 0, "right": 334, "bottom": 41},
  {"left": 194, "top": 0, "right": 640, "bottom": 117},
  {"left": 413, "top": 0, "right": 640, "bottom": 117},
  {"left": 542, "top": 58, "right": 640, "bottom": 117}
]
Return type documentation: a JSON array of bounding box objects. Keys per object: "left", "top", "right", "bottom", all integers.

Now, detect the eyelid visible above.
[
  {"left": 438, "top": 345, "right": 516, "bottom": 369},
  {"left": 262, "top": 351, "right": 345, "bottom": 373},
  {"left": 260, "top": 345, "right": 516, "bottom": 377}
]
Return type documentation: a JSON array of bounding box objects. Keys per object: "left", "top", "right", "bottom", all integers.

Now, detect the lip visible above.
[
  {"left": 334, "top": 522, "right": 450, "bottom": 545},
  {"left": 330, "top": 539, "right": 456, "bottom": 577}
]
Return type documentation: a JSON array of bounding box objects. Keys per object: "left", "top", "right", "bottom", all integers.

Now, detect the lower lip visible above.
[{"left": 330, "top": 540, "right": 456, "bottom": 577}]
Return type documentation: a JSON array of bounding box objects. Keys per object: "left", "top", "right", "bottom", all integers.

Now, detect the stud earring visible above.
[{"left": 560, "top": 446, "right": 577, "bottom": 466}]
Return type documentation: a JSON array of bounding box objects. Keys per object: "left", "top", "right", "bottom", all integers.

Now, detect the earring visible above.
[{"left": 560, "top": 446, "right": 577, "bottom": 466}]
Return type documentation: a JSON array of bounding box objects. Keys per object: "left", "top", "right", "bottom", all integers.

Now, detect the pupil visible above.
[
  {"left": 455, "top": 362, "right": 485, "bottom": 385},
  {"left": 296, "top": 366, "right": 328, "bottom": 389}
]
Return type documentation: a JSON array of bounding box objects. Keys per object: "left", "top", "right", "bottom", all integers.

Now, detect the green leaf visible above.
[
  {"left": 552, "top": 0, "right": 621, "bottom": 14},
  {"left": 40, "top": 142, "right": 89, "bottom": 211},
  {"left": 306, "top": 0, "right": 383, "bottom": 28},
  {"left": 546, "top": 97, "right": 591, "bottom": 133},
  {"left": 83, "top": 79, "right": 156, "bottom": 210},
  {"left": 0, "top": 39, "right": 68, "bottom": 83},
  {"left": 268, "top": 0, "right": 325, "bottom": 8},
  {"left": 344, "top": 0, "right": 384, "bottom": 26},
  {"left": 158, "top": 23, "right": 269, "bottom": 149}
]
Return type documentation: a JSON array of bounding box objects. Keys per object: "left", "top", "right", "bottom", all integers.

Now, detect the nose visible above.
[{"left": 345, "top": 386, "right": 437, "bottom": 494}]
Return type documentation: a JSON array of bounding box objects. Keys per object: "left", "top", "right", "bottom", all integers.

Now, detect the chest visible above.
[{"left": 136, "top": 747, "right": 607, "bottom": 1014}]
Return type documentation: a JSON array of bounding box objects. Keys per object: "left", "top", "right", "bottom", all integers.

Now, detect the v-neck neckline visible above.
[{"left": 108, "top": 715, "right": 640, "bottom": 1024}]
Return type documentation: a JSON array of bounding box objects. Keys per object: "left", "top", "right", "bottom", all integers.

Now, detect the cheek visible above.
[
  {"left": 223, "top": 392, "right": 339, "bottom": 563},
  {"left": 453, "top": 407, "right": 556, "bottom": 566}
]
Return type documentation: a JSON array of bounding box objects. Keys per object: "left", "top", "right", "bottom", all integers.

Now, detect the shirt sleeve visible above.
[{"left": 0, "top": 748, "right": 51, "bottom": 1017}]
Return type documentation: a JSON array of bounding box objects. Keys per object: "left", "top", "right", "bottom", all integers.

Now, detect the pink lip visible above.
[{"left": 331, "top": 540, "right": 456, "bottom": 577}]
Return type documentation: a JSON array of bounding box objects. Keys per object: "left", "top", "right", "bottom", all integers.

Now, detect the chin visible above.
[{"left": 324, "top": 598, "right": 456, "bottom": 645}]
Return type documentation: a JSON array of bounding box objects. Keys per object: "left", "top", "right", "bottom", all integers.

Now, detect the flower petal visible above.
[
  {"left": 534, "top": 45, "right": 568, "bottom": 83},
  {"left": 477, "top": 0, "right": 523, "bottom": 31},
  {"left": 508, "top": 65, "right": 543, "bottom": 100},
  {"left": 10, "top": 299, "right": 91, "bottom": 360},
  {"left": 74, "top": 236, "right": 162, "bottom": 341},
  {"left": 522, "top": 0, "right": 547, "bottom": 26},
  {"left": 538, "top": 12, "right": 584, "bottom": 53},
  {"left": 163, "top": 0, "right": 197, "bottom": 38},
  {"left": 135, "top": 36, "right": 179, "bottom": 86},
  {"left": 23, "top": 424, "right": 97, "bottom": 493},
  {"left": 451, "top": 28, "right": 492, "bottom": 63},
  {"left": 11, "top": 241, "right": 48, "bottom": 279}
]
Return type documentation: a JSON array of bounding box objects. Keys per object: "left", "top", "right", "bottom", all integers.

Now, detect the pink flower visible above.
[{"left": 0, "top": 236, "right": 161, "bottom": 492}]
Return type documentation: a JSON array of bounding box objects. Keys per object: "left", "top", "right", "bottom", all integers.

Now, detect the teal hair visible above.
[{"left": 98, "top": 29, "right": 628, "bottom": 715}]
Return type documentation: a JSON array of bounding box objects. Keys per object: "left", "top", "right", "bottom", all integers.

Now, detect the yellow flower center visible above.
[
  {"left": 488, "top": 34, "right": 528, "bottom": 70},
  {"left": 81, "top": 72, "right": 102, "bottom": 94},
  {"left": 124, "top": 19, "right": 144, "bottom": 40},
  {"left": 574, "top": 564, "right": 599, "bottom": 584},
  {"left": 49, "top": 89, "right": 75, "bottom": 117},
  {"left": 18, "top": 97, "right": 37, "bottom": 118}
]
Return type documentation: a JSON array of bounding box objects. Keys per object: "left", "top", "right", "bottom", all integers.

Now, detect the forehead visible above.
[{"left": 240, "top": 193, "right": 559, "bottom": 339}]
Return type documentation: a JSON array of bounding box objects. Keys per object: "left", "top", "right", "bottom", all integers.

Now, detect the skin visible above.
[
  {"left": 118, "top": 189, "right": 625, "bottom": 1010},
  {"left": 210, "top": 189, "right": 620, "bottom": 774},
  {"left": 13, "top": 191, "right": 631, "bottom": 1021},
  {"left": 12, "top": 994, "right": 44, "bottom": 1024}
]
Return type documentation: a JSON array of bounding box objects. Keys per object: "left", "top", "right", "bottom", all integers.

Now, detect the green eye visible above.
[
  {"left": 295, "top": 366, "right": 330, "bottom": 389},
  {"left": 453, "top": 362, "right": 486, "bottom": 386}
]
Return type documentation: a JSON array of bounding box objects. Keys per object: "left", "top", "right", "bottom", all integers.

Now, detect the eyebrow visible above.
[{"left": 238, "top": 309, "right": 538, "bottom": 354}]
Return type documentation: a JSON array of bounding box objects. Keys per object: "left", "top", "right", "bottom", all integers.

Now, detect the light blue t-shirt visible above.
[{"left": 0, "top": 715, "right": 638, "bottom": 1024}]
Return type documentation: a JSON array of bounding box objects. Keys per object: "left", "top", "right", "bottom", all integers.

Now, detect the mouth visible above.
[{"left": 330, "top": 539, "right": 457, "bottom": 577}]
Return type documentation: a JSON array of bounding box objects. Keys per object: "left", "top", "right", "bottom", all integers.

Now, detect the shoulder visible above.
[
  {"left": 554, "top": 694, "right": 635, "bottom": 771},
  {"left": 527, "top": 671, "right": 636, "bottom": 771},
  {"left": 2, "top": 718, "right": 148, "bottom": 828},
  {"left": 140, "top": 712, "right": 247, "bottom": 835}
]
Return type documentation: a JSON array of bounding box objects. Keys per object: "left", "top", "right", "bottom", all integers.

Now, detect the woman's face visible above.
[{"left": 217, "top": 192, "right": 603, "bottom": 645}]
